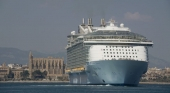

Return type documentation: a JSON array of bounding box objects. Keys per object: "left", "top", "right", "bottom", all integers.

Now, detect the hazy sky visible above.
[{"left": 0, "top": 0, "right": 170, "bottom": 62}]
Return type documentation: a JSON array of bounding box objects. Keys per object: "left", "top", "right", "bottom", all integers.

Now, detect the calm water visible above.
[{"left": 0, "top": 83, "right": 170, "bottom": 93}]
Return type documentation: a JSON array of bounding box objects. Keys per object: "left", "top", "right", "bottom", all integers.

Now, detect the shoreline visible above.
[
  {"left": 139, "top": 82, "right": 170, "bottom": 84},
  {"left": 1, "top": 81, "right": 170, "bottom": 84},
  {"left": 0, "top": 81, "right": 69, "bottom": 83}
]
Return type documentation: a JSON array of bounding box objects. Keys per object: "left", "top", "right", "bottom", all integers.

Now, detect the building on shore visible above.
[
  {"left": 0, "top": 63, "right": 10, "bottom": 79},
  {"left": 29, "top": 51, "right": 66, "bottom": 80},
  {"left": 141, "top": 67, "right": 170, "bottom": 81},
  {"left": 11, "top": 69, "right": 23, "bottom": 79}
]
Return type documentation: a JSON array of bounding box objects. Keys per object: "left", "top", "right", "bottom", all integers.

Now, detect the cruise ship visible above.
[{"left": 66, "top": 18, "right": 153, "bottom": 86}]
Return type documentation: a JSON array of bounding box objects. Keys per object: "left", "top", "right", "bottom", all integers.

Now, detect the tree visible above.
[
  {"left": 8, "top": 70, "right": 14, "bottom": 78},
  {"left": 42, "top": 71, "right": 47, "bottom": 79},
  {"left": 32, "top": 70, "right": 44, "bottom": 80},
  {"left": 20, "top": 70, "right": 29, "bottom": 80}
]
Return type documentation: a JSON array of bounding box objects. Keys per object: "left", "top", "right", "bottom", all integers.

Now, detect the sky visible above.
[{"left": 0, "top": 0, "right": 170, "bottom": 62}]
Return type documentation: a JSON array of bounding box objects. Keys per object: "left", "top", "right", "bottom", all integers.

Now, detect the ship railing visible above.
[{"left": 84, "top": 39, "right": 152, "bottom": 42}]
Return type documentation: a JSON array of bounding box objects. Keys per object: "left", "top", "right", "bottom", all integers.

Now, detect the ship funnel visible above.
[
  {"left": 88, "top": 18, "right": 90, "bottom": 25},
  {"left": 88, "top": 18, "right": 93, "bottom": 26},
  {"left": 90, "top": 18, "right": 92, "bottom": 25},
  {"left": 100, "top": 18, "right": 105, "bottom": 27},
  {"left": 82, "top": 18, "right": 85, "bottom": 25}
]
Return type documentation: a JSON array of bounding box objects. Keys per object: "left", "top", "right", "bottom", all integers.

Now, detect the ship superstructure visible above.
[{"left": 66, "top": 18, "right": 153, "bottom": 86}]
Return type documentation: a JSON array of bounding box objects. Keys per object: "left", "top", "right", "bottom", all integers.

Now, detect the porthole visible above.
[{"left": 110, "top": 49, "right": 112, "bottom": 51}]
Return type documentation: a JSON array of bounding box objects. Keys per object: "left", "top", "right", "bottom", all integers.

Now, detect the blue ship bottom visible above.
[{"left": 68, "top": 60, "right": 148, "bottom": 86}]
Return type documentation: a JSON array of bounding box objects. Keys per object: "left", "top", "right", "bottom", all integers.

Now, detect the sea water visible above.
[{"left": 0, "top": 83, "right": 170, "bottom": 93}]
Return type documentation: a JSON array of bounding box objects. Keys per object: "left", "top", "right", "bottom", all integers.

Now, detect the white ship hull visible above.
[{"left": 68, "top": 60, "right": 148, "bottom": 86}]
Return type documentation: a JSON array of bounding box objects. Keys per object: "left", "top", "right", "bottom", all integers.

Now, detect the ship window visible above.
[
  {"left": 117, "top": 56, "right": 119, "bottom": 57},
  {"left": 136, "top": 56, "right": 137, "bottom": 58},
  {"left": 114, "top": 56, "right": 115, "bottom": 57},
  {"left": 132, "top": 49, "right": 133, "bottom": 51},
  {"left": 123, "top": 52, "right": 124, "bottom": 54},
  {"left": 113, "top": 52, "right": 115, "bottom": 54},
  {"left": 104, "top": 55, "right": 106, "bottom": 57},
  {"left": 122, "top": 46, "right": 123, "bottom": 48},
  {"left": 104, "top": 52, "right": 105, "bottom": 54},
  {"left": 116, "top": 49, "right": 118, "bottom": 51},
  {"left": 110, "top": 52, "right": 112, "bottom": 54},
  {"left": 122, "top": 49, "right": 124, "bottom": 51},
  {"left": 117, "top": 52, "right": 118, "bottom": 54},
  {"left": 110, "top": 49, "right": 112, "bottom": 51},
  {"left": 116, "top": 46, "right": 117, "bottom": 48},
  {"left": 130, "top": 56, "right": 131, "bottom": 57},
  {"left": 107, "top": 52, "right": 108, "bottom": 54},
  {"left": 127, "top": 56, "right": 128, "bottom": 57},
  {"left": 129, "top": 49, "right": 130, "bottom": 51},
  {"left": 103, "top": 49, "right": 105, "bottom": 51},
  {"left": 107, "top": 55, "right": 109, "bottom": 57},
  {"left": 120, "top": 52, "right": 121, "bottom": 54},
  {"left": 135, "top": 49, "right": 136, "bottom": 51},
  {"left": 123, "top": 56, "right": 125, "bottom": 57},
  {"left": 126, "top": 49, "right": 127, "bottom": 51},
  {"left": 111, "top": 56, "right": 112, "bottom": 57},
  {"left": 126, "top": 52, "right": 128, "bottom": 54},
  {"left": 132, "top": 53, "right": 134, "bottom": 54},
  {"left": 119, "top": 49, "right": 121, "bottom": 51},
  {"left": 113, "top": 49, "right": 114, "bottom": 51},
  {"left": 129, "top": 52, "right": 130, "bottom": 54},
  {"left": 106, "top": 46, "right": 107, "bottom": 48},
  {"left": 110, "top": 46, "right": 111, "bottom": 48},
  {"left": 133, "top": 56, "right": 134, "bottom": 57},
  {"left": 106, "top": 49, "right": 108, "bottom": 51}
]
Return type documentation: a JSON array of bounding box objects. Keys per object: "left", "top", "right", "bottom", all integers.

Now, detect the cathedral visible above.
[{"left": 29, "top": 51, "right": 65, "bottom": 79}]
